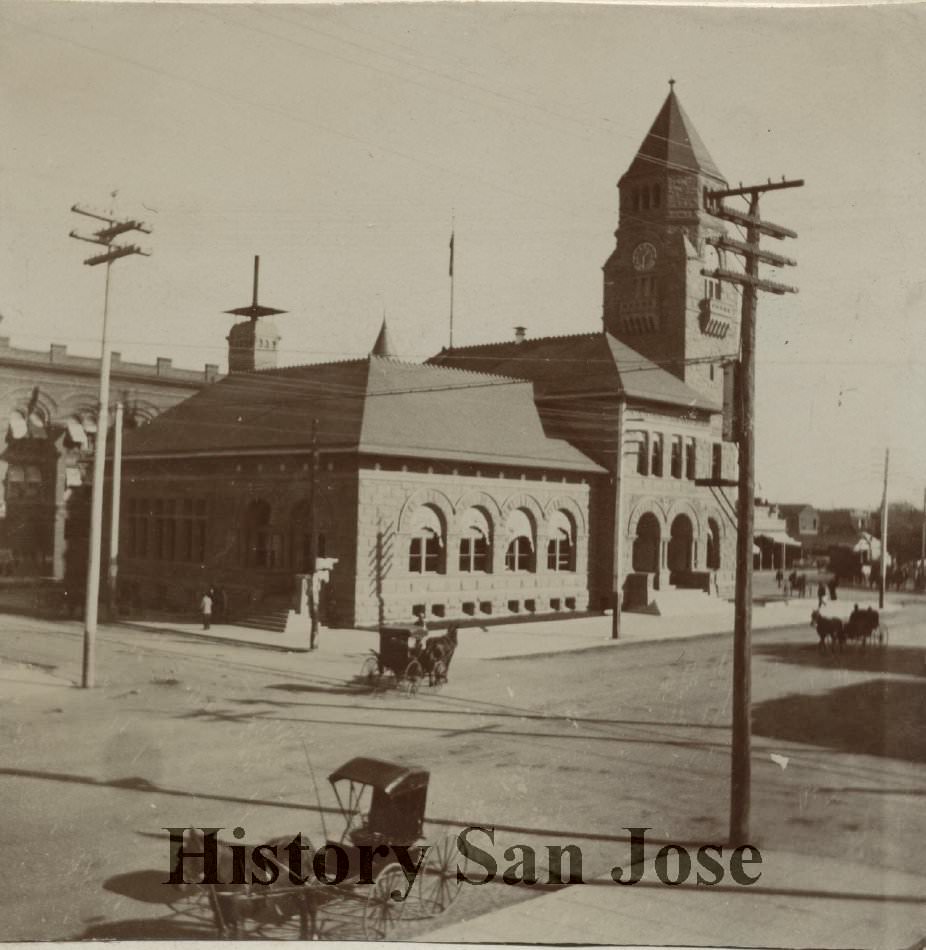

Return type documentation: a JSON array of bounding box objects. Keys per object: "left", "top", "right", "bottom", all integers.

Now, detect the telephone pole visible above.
[
  {"left": 611, "top": 397, "right": 626, "bottom": 640},
  {"left": 308, "top": 418, "right": 320, "bottom": 650},
  {"left": 703, "top": 177, "right": 803, "bottom": 845},
  {"left": 70, "top": 201, "right": 151, "bottom": 688},
  {"left": 879, "top": 448, "right": 889, "bottom": 609},
  {"left": 107, "top": 400, "right": 124, "bottom": 619}
]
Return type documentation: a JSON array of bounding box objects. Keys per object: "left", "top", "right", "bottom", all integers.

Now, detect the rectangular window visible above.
[
  {"left": 180, "top": 498, "right": 194, "bottom": 562},
  {"left": 459, "top": 536, "right": 488, "bottom": 573},
  {"left": 161, "top": 500, "right": 175, "bottom": 561},
  {"left": 126, "top": 498, "right": 137, "bottom": 558},
  {"left": 712, "top": 443, "right": 723, "bottom": 482},
  {"left": 152, "top": 500, "right": 163, "bottom": 560},
  {"left": 651, "top": 434, "right": 664, "bottom": 477},
  {"left": 410, "top": 535, "right": 441, "bottom": 574},
  {"left": 637, "top": 433, "right": 650, "bottom": 476},
  {"left": 138, "top": 500, "right": 149, "bottom": 559},
  {"left": 685, "top": 438, "right": 696, "bottom": 481},
  {"left": 670, "top": 436, "right": 683, "bottom": 478}
]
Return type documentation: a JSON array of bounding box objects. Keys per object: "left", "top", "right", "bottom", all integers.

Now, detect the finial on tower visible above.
[{"left": 668, "top": 78, "right": 676, "bottom": 91}]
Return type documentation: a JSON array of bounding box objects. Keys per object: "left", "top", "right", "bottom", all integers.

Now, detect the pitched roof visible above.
[
  {"left": 428, "top": 331, "right": 719, "bottom": 412},
  {"left": 122, "top": 356, "right": 603, "bottom": 473},
  {"left": 623, "top": 89, "right": 725, "bottom": 184}
]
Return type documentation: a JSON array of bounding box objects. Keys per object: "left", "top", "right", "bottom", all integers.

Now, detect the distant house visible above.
[
  {"left": 777, "top": 504, "right": 819, "bottom": 541},
  {"left": 753, "top": 503, "right": 802, "bottom": 571}
]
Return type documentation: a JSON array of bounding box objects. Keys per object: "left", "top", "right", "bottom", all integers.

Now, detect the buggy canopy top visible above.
[{"left": 328, "top": 757, "right": 429, "bottom": 796}]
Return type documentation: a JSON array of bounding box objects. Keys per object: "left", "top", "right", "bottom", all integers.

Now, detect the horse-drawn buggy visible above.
[
  {"left": 173, "top": 757, "right": 466, "bottom": 939},
  {"left": 361, "top": 624, "right": 458, "bottom": 694},
  {"left": 811, "top": 605, "right": 888, "bottom": 653}
]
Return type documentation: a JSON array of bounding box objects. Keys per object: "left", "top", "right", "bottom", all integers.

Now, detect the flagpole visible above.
[{"left": 449, "top": 214, "right": 455, "bottom": 351}]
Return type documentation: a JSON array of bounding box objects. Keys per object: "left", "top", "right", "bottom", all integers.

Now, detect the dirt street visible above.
[{"left": 0, "top": 606, "right": 923, "bottom": 940}]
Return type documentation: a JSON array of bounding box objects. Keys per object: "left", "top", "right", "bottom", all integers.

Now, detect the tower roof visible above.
[
  {"left": 370, "top": 318, "right": 396, "bottom": 357},
  {"left": 623, "top": 87, "right": 725, "bottom": 183}
]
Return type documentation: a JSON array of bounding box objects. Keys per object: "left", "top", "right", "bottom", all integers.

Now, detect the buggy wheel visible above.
[
  {"left": 402, "top": 659, "right": 423, "bottom": 696},
  {"left": 360, "top": 655, "right": 380, "bottom": 685},
  {"left": 429, "top": 659, "right": 448, "bottom": 689},
  {"left": 417, "top": 833, "right": 467, "bottom": 915},
  {"left": 364, "top": 863, "right": 407, "bottom": 939}
]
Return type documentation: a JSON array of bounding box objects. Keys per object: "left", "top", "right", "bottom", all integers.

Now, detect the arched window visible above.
[
  {"left": 547, "top": 510, "right": 575, "bottom": 572},
  {"left": 459, "top": 507, "right": 491, "bottom": 573},
  {"left": 504, "top": 508, "right": 535, "bottom": 573},
  {"left": 408, "top": 504, "right": 445, "bottom": 574}
]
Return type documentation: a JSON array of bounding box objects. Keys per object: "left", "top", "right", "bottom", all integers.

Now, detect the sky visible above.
[{"left": 1, "top": 0, "right": 924, "bottom": 509}]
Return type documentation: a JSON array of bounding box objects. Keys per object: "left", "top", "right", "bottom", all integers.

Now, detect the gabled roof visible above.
[
  {"left": 623, "top": 88, "right": 725, "bottom": 184},
  {"left": 122, "top": 356, "right": 603, "bottom": 473},
  {"left": 428, "top": 331, "right": 719, "bottom": 412}
]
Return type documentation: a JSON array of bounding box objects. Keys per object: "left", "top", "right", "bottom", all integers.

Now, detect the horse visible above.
[
  {"left": 810, "top": 610, "right": 843, "bottom": 653},
  {"left": 168, "top": 827, "right": 311, "bottom": 937},
  {"left": 421, "top": 624, "right": 459, "bottom": 685}
]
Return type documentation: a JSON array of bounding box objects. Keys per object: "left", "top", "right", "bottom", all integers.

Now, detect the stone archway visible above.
[
  {"left": 632, "top": 512, "right": 661, "bottom": 573},
  {"left": 667, "top": 514, "right": 694, "bottom": 573}
]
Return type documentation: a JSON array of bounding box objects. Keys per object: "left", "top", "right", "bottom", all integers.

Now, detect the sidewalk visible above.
[
  {"left": 119, "top": 593, "right": 904, "bottom": 662},
  {"left": 419, "top": 849, "right": 926, "bottom": 949}
]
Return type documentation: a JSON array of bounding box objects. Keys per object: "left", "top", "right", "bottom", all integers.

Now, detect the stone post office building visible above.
[{"left": 86, "top": 86, "right": 740, "bottom": 628}]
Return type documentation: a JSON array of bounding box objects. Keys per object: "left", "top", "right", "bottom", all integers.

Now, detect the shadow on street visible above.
[{"left": 753, "top": 678, "right": 926, "bottom": 763}]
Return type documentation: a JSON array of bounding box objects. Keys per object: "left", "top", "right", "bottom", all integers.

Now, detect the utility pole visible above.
[
  {"left": 920, "top": 485, "right": 925, "bottom": 570},
  {"left": 107, "top": 400, "right": 124, "bottom": 619},
  {"left": 448, "top": 217, "right": 455, "bottom": 350},
  {"left": 611, "top": 397, "right": 626, "bottom": 640},
  {"left": 879, "top": 448, "right": 889, "bottom": 609},
  {"left": 704, "top": 177, "right": 803, "bottom": 845},
  {"left": 70, "top": 201, "right": 150, "bottom": 688},
  {"left": 308, "top": 418, "right": 320, "bottom": 650}
]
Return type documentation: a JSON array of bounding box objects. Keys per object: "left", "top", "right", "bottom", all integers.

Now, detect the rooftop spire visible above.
[
  {"left": 371, "top": 317, "right": 396, "bottom": 358},
  {"left": 225, "top": 255, "right": 287, "bottom": 321},
  {"left": 623, "top": 87, "right": 725, "bottom": 183}
]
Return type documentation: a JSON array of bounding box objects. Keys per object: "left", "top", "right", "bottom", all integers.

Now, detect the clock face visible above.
[{"left": 632, "top": 242, "right": 657, "bottom": 272}]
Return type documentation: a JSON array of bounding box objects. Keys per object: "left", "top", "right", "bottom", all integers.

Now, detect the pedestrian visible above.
[
  {"left": 817, "top": 582, "right": 826, "bottom": 609},
  {"left": 775, "top": 568, "right": 783, "bottom": 590},
  {"left": 828, "top": 577, "right": 837, "bottom": 602},
  {"left": 200, "top": 589, "right": 213, "bottom": 630}
]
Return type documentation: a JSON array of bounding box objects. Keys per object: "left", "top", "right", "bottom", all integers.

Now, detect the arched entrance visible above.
[
  {"left": 667, "top": 514, "right": 693, "bottom": 573},
  {"left": 632, "top": 513, "right": 661, "bottom": 573}
]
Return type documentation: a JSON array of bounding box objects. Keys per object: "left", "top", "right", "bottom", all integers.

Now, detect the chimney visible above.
[{"left": 514, "top": 326, "right": 527, "bottom": 344}]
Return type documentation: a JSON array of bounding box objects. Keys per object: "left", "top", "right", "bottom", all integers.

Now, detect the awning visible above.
[{"left": 755, "top": 528, "right": 802, "bottom": 548}]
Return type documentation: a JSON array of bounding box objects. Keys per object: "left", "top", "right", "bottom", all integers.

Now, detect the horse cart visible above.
[
  {"left": 361, "top": 624, "right": 457, "bottom": 694},
  {"left": 177, "top": 757, "right": 466, "bottom": 940}
]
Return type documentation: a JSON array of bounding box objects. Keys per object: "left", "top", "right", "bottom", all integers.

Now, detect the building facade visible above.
[
  {"left": 0, "top": 329, "right": 219, "bottom": 580},
  {"left": 118, "top": 354, "right": 601, "bottom": 627}
]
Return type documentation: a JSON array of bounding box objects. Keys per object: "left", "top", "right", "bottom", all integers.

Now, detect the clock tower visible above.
[{"left": 602, "top": 84, "right": 738, "bottom": 403}]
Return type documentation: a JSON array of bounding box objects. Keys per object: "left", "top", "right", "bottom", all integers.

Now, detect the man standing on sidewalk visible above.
[{"left": 200, "top": 590, "right": 213, "bottom": 631}]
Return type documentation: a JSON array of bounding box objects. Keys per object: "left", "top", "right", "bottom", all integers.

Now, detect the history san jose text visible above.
[{"left": 166, "top": 825, "right": 763, "bottom": 894}]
